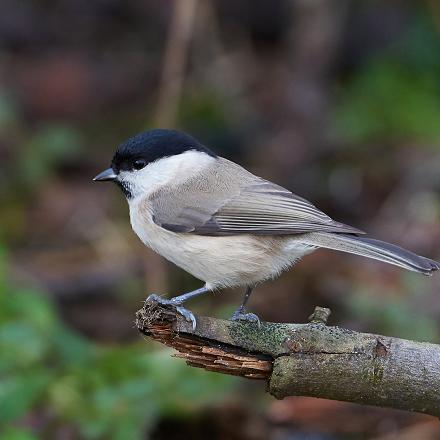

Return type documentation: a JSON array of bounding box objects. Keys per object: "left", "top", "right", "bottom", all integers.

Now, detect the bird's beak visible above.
[{"left": 93, "top": 168, "right": 118, "bottom": 182}]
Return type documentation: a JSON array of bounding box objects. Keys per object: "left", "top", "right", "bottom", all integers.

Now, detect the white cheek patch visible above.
[{"left": 119, "top": 150, "right": 216, "bottom": 199}]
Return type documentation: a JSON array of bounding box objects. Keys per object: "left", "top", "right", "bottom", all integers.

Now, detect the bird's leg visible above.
[
  {"left": 146, "top": 286, "right": 209, "bottom": 330},
  {"left": 230, "top": 287, "right": 260, "bottom": 326}
]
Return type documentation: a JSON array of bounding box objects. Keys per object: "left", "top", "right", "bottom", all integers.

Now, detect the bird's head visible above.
[{"left": 93, "top": 129, "right": 217, "bottom": 199}]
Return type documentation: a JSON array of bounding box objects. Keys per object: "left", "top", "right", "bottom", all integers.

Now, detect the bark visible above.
[{"left": 136, "top": 301, "right": 440, "bottom": 417}]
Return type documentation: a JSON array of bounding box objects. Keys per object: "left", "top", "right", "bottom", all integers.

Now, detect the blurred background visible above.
[{"left": 1, "top": 0, "right": 440, "bottom": 438}]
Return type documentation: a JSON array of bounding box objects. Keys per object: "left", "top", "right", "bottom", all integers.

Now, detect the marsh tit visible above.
[{"left": 94, "top": 129, "right": 439, "bottom": 328}]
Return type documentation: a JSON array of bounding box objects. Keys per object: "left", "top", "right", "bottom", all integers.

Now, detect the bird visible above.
[{"left": 94, "top": 129, "right": 439, "bottom": 328}]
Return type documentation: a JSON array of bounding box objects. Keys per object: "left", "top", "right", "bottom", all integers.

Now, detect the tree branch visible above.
[{"left": 136, "top": 301, "right": 440, "bottom": 417}]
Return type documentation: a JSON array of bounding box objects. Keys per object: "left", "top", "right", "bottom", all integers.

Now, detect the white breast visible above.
[{"left": 129, "top": 199, "right": 315, "bottom": 289}]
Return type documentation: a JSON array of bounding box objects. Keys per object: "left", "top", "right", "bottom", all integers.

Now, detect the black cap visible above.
[{"left": 111, "top": 129, "right": 217, "bottom": 173}]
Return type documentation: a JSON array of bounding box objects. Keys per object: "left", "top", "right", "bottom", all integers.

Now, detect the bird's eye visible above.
[{"left": 133, "top": 159, "right": 147, "bottom": 170}]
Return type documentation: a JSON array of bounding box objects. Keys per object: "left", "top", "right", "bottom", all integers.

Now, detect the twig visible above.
[
  {"left": 136, "top": 302, "right": 440, "bottom": 417},
  {"left": 155, "top": 0, "right": 198, "bottom": 126}
]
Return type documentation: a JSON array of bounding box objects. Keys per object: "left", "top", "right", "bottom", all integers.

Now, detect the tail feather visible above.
[{"left": 304, "top": 232, "right": 440, "bottom": 276}]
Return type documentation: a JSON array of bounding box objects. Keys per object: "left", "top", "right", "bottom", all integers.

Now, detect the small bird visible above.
[{"left": 94, "top": 129, "right": 439, "bottom": 328}]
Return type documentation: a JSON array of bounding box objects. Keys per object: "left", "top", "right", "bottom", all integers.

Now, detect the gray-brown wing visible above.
[
  {"left": 194, "top": 180, "right": 363, "bottom": 235},
  {"left": 151, "top": 174, "right": 364, "bottom": 236}
]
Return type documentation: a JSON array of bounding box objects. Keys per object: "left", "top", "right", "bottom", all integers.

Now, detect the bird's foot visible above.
[
  {"left": 145, "top": 294, "right": 197, "bottom": 330},
  {"left": 230, "top": 309, "right": 261, "bottom": 327}
]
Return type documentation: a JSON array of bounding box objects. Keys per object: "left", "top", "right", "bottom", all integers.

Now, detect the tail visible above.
[{"left": 303, "top": 232, "right": 440, "bottom": 276}]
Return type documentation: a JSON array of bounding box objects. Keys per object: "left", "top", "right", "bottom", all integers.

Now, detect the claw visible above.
[
  {"left": 145, "top": 293, "right": 180, "bottom": 306},
  {"left": 231, "top": 311, "right": 261, "bottom": 327},
  {"left": 145, "top": 294, "right": 197, "bottom": 329},
  {"left": 175, "top": 306, "right": 197, "bottom": 330},
  {"left": 145, "top": 293, "right": 165, "bottom": 306}
]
